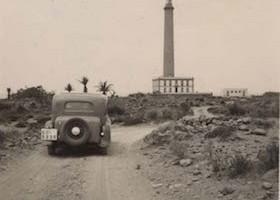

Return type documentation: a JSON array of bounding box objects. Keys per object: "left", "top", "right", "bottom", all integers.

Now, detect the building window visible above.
[
  {"left": 169, "top": 80, "right": 172, "bottom": 86},
  {"left": 181, "top": 87, "right": 184, "bottom": 92},
  {"left": 169, "top": 88, "right": 172, "bottom": 93},
  {"left": 164, "top": 88, "right": 166, "bottom": 93}
]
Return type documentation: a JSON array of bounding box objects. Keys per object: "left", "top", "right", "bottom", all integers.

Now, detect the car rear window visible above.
[{"left": 64, "top": 101, "right": 93, "bottom": 112}]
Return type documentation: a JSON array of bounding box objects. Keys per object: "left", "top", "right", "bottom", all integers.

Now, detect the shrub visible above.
[
  {"left": 253, "top": 119, "right": 275, "bottom": 129},
  {"left": 161, "top": 108, "right": 174, "bottom": 120},
  {"left": 207, "top": 106, "right": 229, "bottom": 115},
  {"left": 205, "top": 126, "right": 235, "bottom": 141},
  {"left": 145, "top": 109, "right": 160, "bottom": 121},
  {"left": 208, "top": 147, "right": 252, "bottom": 178},
  {"left": 257, "top": 140, "right": 279, "bottom": 172},
  {"left": 227, "top": 153, "right": 252, "bottom": 178},
  {"left": 227, "top": 103, "right": 247, "bottom": 116},
  {"left": 108, "top": 105, "right": 125, "bottom": 115},
  {"left": 0, "top": 102, "right": 12, "bottom": 110},
  {"left": 180, "top": 102, "right": 191, "bottom": 114},
  {"left": 12, "top": 86, "right": 54, "bottom": 105},
  {"left": 169, "top": 140, "right": 189, "bottom": 159},
  {"left": 123, "top": 115, "right": 143, "bottom": 126}
]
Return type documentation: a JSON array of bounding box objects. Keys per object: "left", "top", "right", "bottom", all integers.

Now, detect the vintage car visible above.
[{"left": 41, "top": 93, "right": 111, "bottom": 155}]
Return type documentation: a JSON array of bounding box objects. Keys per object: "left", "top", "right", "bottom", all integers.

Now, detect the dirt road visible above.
[{"left": 0, "top": 125, "right": 156, "bottom": 200}]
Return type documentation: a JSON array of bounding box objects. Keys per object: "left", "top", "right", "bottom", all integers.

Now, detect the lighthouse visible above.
[
  {"left": 153, "top": 0, "right": 195, "bottom": 94},
  {"left": 163, "top": 0, "right": 175, "bottom": 77}
]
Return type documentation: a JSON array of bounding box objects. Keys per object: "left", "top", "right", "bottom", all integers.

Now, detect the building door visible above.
[{"left": 175, "top": 87, "right": 178, "bottom": 93}]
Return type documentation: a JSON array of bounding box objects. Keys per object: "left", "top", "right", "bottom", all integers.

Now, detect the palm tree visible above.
[
  {"left": 97, "top": 81, "right": 113, "bottom": 95},
  {"left": 65, "top": 83, "right": 74, "bottom": 93},
  {"left": 79, "top": 76, "right": 89, "bottom": 93},
  {"left": 7, "top": 88, "right": 11, "bottom": 100}
]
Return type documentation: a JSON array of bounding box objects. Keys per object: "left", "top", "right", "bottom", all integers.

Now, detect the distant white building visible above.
[{"left": 223, "top": 88, "right": 248, "bottom": 97}]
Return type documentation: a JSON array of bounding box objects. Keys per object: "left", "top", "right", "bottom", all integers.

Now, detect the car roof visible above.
[{"left": 53, "top": 93, "right": 107, "bottom": 103}]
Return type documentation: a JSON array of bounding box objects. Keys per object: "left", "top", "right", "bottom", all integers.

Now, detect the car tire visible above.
[
  {"left": 47, "top": 144, "right": 56, "bottom": 155},
  {"left": 99, "top": 147, "right": 108, "bottom": 155},
  {"left": 62, "top": 118, "right": 90, "bottom": 146}
]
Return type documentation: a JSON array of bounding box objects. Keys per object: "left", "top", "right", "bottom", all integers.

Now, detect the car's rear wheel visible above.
[
  {"left": 47, "top": 143, "right": 56, "bottom": 155},
  {"left": 99, "top": 147, "right": 108, "bottom": 155},
  {"left": 62, "top": 118, "right": 90, "bottom": 146}
]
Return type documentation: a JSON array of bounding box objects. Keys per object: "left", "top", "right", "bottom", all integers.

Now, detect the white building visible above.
[
  {"left": 153, "top": 77, "right": 194, "bottom": 94},
  {"left": 222, "top": 88, "right": 248, "bottom": 97}
]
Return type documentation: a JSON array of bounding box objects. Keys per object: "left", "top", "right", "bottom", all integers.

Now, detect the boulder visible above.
[
  {"left": 262, "top": 182, "right": 273, "bottom": 190},
  {"left": 239, "top": 125, "right": 249, "bottom": 131},
  {"left": 193, "top": 169, "right": 201, "bottom": 176},
  {"left": 251, "top": 128, "right": 266, "bottom": 136},
  {"left": 173, "top": 130, "right": 192, "bottom": 141},
  {"left": 27, "top": 118, "right": 38, "bottom": 125},
  {"left": 219, "top": 186, "right": 235, "bottom": 196},
  {"left": 242, "top": 117, "right": 252, "bottom": 124},
  {"left": 179, "top": 159, "right": 192, "bottom": 167}
]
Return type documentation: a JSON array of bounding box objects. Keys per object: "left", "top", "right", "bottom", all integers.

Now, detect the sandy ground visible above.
[{"left": 0, "top": 124, "right": 158, "bottom": 200}]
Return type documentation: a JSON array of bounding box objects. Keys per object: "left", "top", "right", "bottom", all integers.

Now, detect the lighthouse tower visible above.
[
  {"left": 153, "top": 0, "right": 195, "bottom": 94},
  {"left": 163, "top": 0, "right": 175, "bottom": 77}
]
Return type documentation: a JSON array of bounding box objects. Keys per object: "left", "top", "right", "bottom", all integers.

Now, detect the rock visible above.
[
  {"left": 169, "top": 183, "right": 182, "bottom": 190},
  {"left": 262, "top": 182, "right": 273, "bottom": 190},
  {"left": 158, "top": 121, "right": 175, "bottom": 133},
  {"left": 242, "top": 117, "right": 252, "bottom": 124},
  {"left": 219, "top": 186, "right": 235, "bottom": 195},
  {"left": 261, "top": 169, "right": 278, "bottom": 181},
  {"left": 152, "top": 183, "right": 163, "bottom": 189},
  {"left": 179, "top": 159, "right": 192, "bottom": 167},
  {"left": 27, "top": 118, "right": 38, "bottom": 124},
  {"left": 193, "top": 169, "right": 201, "bottom": 176},
  {"left": 251, "top": 128, "right": 266, "bottom": 136},
  {"left": 239, "top": 125, "right": 249, "bottom": 131},
  {"left": 205, "top": 172, "right": 212, "bottom": 178},
  {"left": 136, "top": 164, "right": 141, "bottom": 170},
  {"left": 173, "top": 130, "right": 192, "bottom": 141},
  {"left": 192, "top": 177, "right": 199, "bottom": 182}
]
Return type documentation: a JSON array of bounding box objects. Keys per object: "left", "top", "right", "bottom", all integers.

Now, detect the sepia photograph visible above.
[{"left": 0, "top": 0, "right": 279, "bottom": 199}]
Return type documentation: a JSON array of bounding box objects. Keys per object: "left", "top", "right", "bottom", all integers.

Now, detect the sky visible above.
[{"left": 0, "top": 0, "right": 279, "bottom": 97}]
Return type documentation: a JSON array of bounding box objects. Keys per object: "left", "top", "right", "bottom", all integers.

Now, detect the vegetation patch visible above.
[{"left": 205, "top": 125, "right": 235, "bottom": 141}]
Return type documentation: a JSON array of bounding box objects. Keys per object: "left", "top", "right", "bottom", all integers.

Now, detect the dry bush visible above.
[
  {"left": 227, "top": 153, "right": 252, "bottom": 178},
  {"left": 169, "top": 140, "right": 189, "bottom": 159},
  {"left": 253, "top": 119, "right": 275, "bottom": 129},
  {"left": 257, "top": 140, "right": 279, "bottom": 172},
  {"left": 227, "top": 103, "right": 247, "bottom": 116},
  {"left": 123, "top": 115, "right": 144, "bottom": 126},
  {"left": 205, "top": 126, "right": 235, "bottom": 141},
  {"left": 145, "top": 109, "right": 161, "bottom": 121},
  {"left": 108, "top": 105, "right": 125, "bottom": 115},
  {"left": 161, "top": 108, "right": 175, "bottom": 120},
  {"left": 207, "top": 106, "right": 229, "bottom": 115}
]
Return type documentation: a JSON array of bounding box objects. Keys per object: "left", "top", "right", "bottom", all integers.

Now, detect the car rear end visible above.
[{"left": 41, "top": 93, "right": 111, "bottom": 154}]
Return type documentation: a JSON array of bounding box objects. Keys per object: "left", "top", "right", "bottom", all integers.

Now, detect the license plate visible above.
[{"left": 41, "top": 129, "right": 58, "bottom": 141}]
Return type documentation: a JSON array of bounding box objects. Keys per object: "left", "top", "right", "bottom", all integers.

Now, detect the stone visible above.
[
  {"left": 251, "top": 128, "right": 266, "bottom": 136},
  {"left": 152, "top": 183, "right": 163, "bottom": 189},
  {"left": 262, "top": 182, "right": 273, "bottom": 190},
  {"left": 179, "top": 159, "right": 192, "bottom": 167},
  {"left": 27, "top": 118, "right": 38, "bottom": 124},
  {"left": 193, "top": 169, "right": 201, "bottom": 176},
  {"left": 239, "top": 125, "right": 249, "bottom": 131},
  {"left": 219, "top": 186, "right": 235, "bottom": 195},
  {"left": 192, "top": 177, "right": 199, "bottom": 182},
  {"left": 242, "top": 117, "right": 252, "bottom": 124}
]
